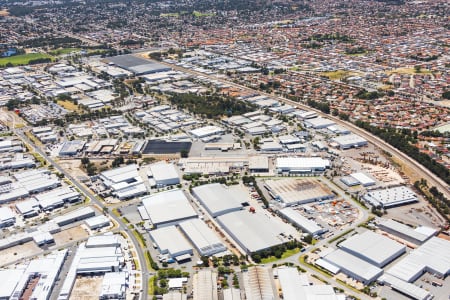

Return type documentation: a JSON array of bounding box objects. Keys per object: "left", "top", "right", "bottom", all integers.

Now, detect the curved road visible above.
[
  {"left": 150, "top": 57, "right": 450, "bottom": 200},
  {"left": 12, "top": 126, "right": 148, "bottom": 300}
]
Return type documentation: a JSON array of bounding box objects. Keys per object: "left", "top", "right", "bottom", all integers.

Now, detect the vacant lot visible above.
[
  {"left": 53, "top": 225, "right": 89, "bottom": 245},
  {"left": 0, "top": 53, "right": 52, "bottom": 66},
  {"left": 70, "top": 276, "right": 103, "bottom": 300},
  {"left": 0, "top": 242, "right": 42, "bottom": 266}
]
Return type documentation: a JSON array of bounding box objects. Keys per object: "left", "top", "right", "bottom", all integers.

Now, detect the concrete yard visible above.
[{"left": 53, "top": 225, "right": 89, "bottom": 245}]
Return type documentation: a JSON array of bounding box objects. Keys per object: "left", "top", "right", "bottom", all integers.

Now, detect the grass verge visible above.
[{"left": 261, "top": 248, "right": 301, "bottom": 264}]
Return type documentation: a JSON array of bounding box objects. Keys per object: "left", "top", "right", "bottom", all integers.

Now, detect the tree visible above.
[
  {"left": 303, "top": 234, "right": 313, "bottom": 244},
  {"left": 414, "top": 65, "right": 421, "bottom": 73}
]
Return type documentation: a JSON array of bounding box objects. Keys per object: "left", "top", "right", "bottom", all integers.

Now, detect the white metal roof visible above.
[
  {"left": 178, "top": 218, "right": 226, "bottom": 256},
  {"left": 379, "top": 274, "right": 431, "bottom": 300},
  {"left": 339, "top": 231, "right": 406, "bottom": 267},
  {"left": 276, "top": 157, "right": 330, "bottom": 171},
  {"left": 150, "top": 226, "right": 192, "bottom": 256},
  {"left": 149, "top": 162, "right": 180, "bottom": 183},
  {"left": 387, "top": 237, "right": 450, "bottom": 282},
  {"left": 279, "top": 207, "right": 323, "bottom": 235},
  {"left": 349, "top": 172, "right": 376, "bottom": 186},
  {"left": 142, "top": 190, "right": 197, "bottom": 226},
  {"left": 363, "top": 186, "right": 418, "bottom": 208},
  {"left": 193, "top": 270, "right": 218, "bottom": 300},
  {"left": 243, "top": 266, "right": 275, "bottom": 300},
  {"left": 192, "top": 183, "right": 244, "bottom": 217},
  {"left": 378, "top": 219, "right": 436, "bottom": 243},
  {"left": 0, "top": 269, "right": 23, "bottom": 299},
  {"left": 331, "top": 133, "right": 367, "bottom": 146}
]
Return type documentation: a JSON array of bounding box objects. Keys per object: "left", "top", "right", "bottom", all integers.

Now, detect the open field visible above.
[
  {"left": 70, "top": 276, "right": 103, "bottom": 300},
  {"left": 193, "top": 10, "right": 215, "bottom": 17},
  {"left": 0, "top": 53, "right": 52, "bottom": 66},
  {"left": 261, "top": 248, "right": 301, "bottom": 264},
  {"left": 49, "top": 47, "right": 81, "bottom": 56},
  {"left": 387, "top": 67, "right": 432, "bottom": 75},
  {"left": 0, "top": 242, "right": 42, "bottom": 266},
  {"left": 53, "top": 225, "right": 89, "bottom": 245},
  {"left": 0, "top": 9, "right": 9, "bottom": 16},
  {"left": 57, "top": 100, "right": 83, "bottom": 112},
  {"left": 319, "top": 70, "right": 358, "bottom": 80}
]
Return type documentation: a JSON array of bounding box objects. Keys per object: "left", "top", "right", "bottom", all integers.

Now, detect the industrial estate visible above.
[{"left": 0, "top": 0, "right": 449, "bottom": 300}]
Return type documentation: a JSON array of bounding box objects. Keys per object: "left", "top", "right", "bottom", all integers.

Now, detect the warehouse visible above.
[
  {"left": 149, "top": 162, "right": 180, "bottom": 186},
  {"left": 321, "top": 249, "right": 383, "bottom": 284},
  {"left": 276, "top": 157, "right": 330, "bottom": 174},
  {"left": 279, "top": 207, "right": 326, "bottom": 236},
  {"left": 0, "top": 186, "right": 29, "bottom": 203},
  {"left": 377, "top": 219, "right": 436, "bottom": 245},
  {"left": 248, "top": 156, "right": 269, "bottom": 173},
  {"left": 59, "top": 140, "right": 86, "bottom": 156},
  {"left": 260, "top": 141, "right": 283, "bottom": 152},
  {"left": 107, "top": 55, "right": 171, "bottom": 75},
  {"left": 150, "top": 226, "right": 193, "bottom": 258},
  {"left": 363, "top": 186, "right": 418, "bottom": 208},
  {"left": 339, "top": 231, "right": 406, "bottom": 267},
  {"left": 85, "top": 215, "right": 111, "bottom": 230},
  {"left": 190, "top": 125, "right": 224, "bottom": 138},
  {"left": 331, "top": 134, "right": 368, "bottom": 150},
  {"left": 178, "top": 218, "right": 227, "bottom": 256},
  {"left": 386, "top": 237, "right": 450, "bottom": 282},
  {"left": 242, "top": 266, "right": 275, "bottom": 300},
  {"left": 15, "top": 198, "right": 40, "bottom": 218},
  {"left": 378, "top": 274, "right": 432, "bottom": 300},
  {"left": 193, "top": 270, "right": 218, "bottom": 300},
  {"left": 99, "top": 164, "right": 147, "bottom": 200},
  {"left": 0, "top": 206, "right": 16, "bottom": 228},
  {"left": 264, "top": 178, "right": 335, "bottom": 206},
  {"left": 99, "top": 272, "right": 127, "bottom": 300},
  {"left": 53, "top": 207, "right": 96, "bottom": 227},
  {"left": 142, "top": 190, "right": 197, "bottom": 228},
  {"left": 341, "top": 172, "right": 376, "bottom": 187},
  {"left": 192, "top": 183, "right": 244, "bottom": 217},
  {"left": 142, "top": 140, "right": 192, "bottom": 155},
  {"left": 216, "top": 210, "right": 291, "bottom": 254},
  {"left": 304, "top": 117, "right": 335, "bottom": 129}
]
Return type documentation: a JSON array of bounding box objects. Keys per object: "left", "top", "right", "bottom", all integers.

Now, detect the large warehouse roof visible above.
[
  {"left": 107, "top": 55, "right": 171, "bottom": 75},
  {"left": 379, "top": 274, "right": 432, "bottom": 300},
  {"left": 363, "top": 186, "right": 418, "bottom": 208},
  {"left": 150, "top": 226, "right": 192, "bottom": 257},
  {"left": 100, "top": 164, "right": 140, "bottom": 185},
  {"left": 276, "top": 157, "right": 330, "bottom": 173},
  {"left": 243, "top": 266, "right": 275, "bottom": 300},
  {"left": 378, "top": 219, "right": 436, "bottom": 244},
  {"left": 339, "top": 231, "right": 406, "bottom": 267},
  {"left": 279, "top": 207, "right": 324, "bottom": 236},
  {"left": 323, "top": 249, "right": 383, "bottom": 284},
  {"left": 149, "top": 162, "right": 180, "bottom": 185},
  {"left": 216, "top": 210, "right": 290, "bottom": 253},
  {"left": 193, "top": 270, "right": 218, "bottom": 300},
  {"left": 192, "top": 183, "right": 244, "bottom": 217},
  {"left": 178, "top": 218, "right": 226, "bottom": 256},
  {"left": 142, "top": 190, "right": 197, "bottom": 227},
  {"left": 386, "top": 237, "right": 450, "bottom": 282}
]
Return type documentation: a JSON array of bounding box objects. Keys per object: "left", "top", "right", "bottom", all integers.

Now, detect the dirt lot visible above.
[
  {"left": 0, "top": 242, "right": 42, "bottom": 266},
  {"left": 53, "top": 225, "right": 89, "bottom": 245},
  {"left": 70, "top": 276, "right": 103, "bottom": 300}
]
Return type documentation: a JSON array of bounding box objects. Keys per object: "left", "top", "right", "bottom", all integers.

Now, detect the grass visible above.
[
  {"left": 49, "top": 48, "right": 81, "bottom": 56},
  {"left": 160, "top": 12, "right": 179, "bottom": 17},
  {"left": 31, "top": 152, "right": 47, "bottom": 166},
  {"left": 299, "top": 255, "right": 332, "bottom": 278},
  {"left": 148, "top": 276, "right": 156, "bottom": 295},
  {"left": 0, "top": 53, "right": 52, "bottom": 66},
  {"left": 112, "top": 208, "right": 121, "bottom": 218},
  {"left": 57, "top": 100, "right": 83, "bottom": 112},
  {"left": 320, "top": 70, "right": 357, "bottom": 80},
  {"left": 25, "top": 131, "right": 43, "bottom": 147},
  {"left": 261, "top": 248, "right": 301, "bottom": 264},
  {"left": 133, "top": 229, "right": 146, "bottom": 248},
  {"left": 387, "top": 67, "right": 432, "bottom": 75},
  {"left": 192, "top": 11, "right": 215, "bottom": 17}
]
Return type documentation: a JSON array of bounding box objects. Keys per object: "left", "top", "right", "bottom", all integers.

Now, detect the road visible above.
[
  {"left": 141, "top": 55, "right": 450, "bottom": 200},
  {"left": 9, "top": 121, "right": 148, "bottom": 300}
]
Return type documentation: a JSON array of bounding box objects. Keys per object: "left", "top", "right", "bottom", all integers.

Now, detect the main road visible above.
[
  {"left": 140, "top": 55, "right": 450, "bottom": 200},
  {"left": 9, "top": 120, "right": 148, "bottom": 300}
]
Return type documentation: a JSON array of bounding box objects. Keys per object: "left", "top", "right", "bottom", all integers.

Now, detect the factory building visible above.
[
  {"left": 242, "top": 266, "right": 276, "bottom": 300},
  {"left": 178, "top": 218, "right": 227, "bottom": 256},
  {"left": 192, "top": 183, "right": 244, "bottom": 217},
  {"left": 84, "top": 215, "right": 111, "bottom": 230},
  {"left": 248, "top": 156, "right": 269, "bottom": 173},
  {"left": 340, "top": 172, "right": 376, "bottom": 187},
  {"left": 193, "top": 270, "right": 218, "bottom": 300},
  {"left": 386, "top": 237, "right": 450, "bottom": 283},
  {"left": 99, "top": 164, "right": 148, "bottom": 200},
  {"left": 150, "top": 226, "right": 193, "bottom": 259},
  {"left": 330, "top": 134, "right": 368, "bottom": 150},
  {"left": 216, "top": 210, "right": 292, "bottom": 254},
  {"left": 276, "top": 157, "right": 330, "bottom": 174},
  {"left": 148, "top": 162, "right": 180, "bottom": 187},
  {"left": 363, "top": 186, "right": 418, "bottom": 208},
  {"left": 338, "top": 231, "right": 406, "bottom": 267},
  {"left": 378, "top": 219, "right": 437, "bottom": 245},
  {"left": 304, "top": 117, "right": 336, "bottom": 129},
  {"left": 53, "top": 206, "right": 96, "bottom": 227},
  {"left": 142, "top": 190, "right": 197, "bottom": 228},
  {"left": 190, "top": 125, "right": 224, "bottom": 139},
  {"left": 0, "top": 206, "right": 16, "bottom": 228},
  {"left": 279, "top": 207, "right": 326, "bottom": 236}
]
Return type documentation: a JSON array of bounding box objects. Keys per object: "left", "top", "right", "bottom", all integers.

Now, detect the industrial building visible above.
[
  {"left": 377, "top": 219, "right": 437, "bottom": 245},
  {"left": 35, "top": 187, "right": 82, "bottom": 211},
  {"left": 216, "top": 210, "right": 291, "bottom": 254},
  {"left": 338, "top": 231, "right": 406, "bottom": 267},
  {"left": 277, "top": 267, "right": 341, "bottom": 300},
  {"left": 107, "top": 55, "right": 171, "bottom": 75},
  {"left": 0, "top": 206, "right": 15, "bottom": 228},
  {"left": 0, "top": 249, "right": 67, "bottom": 300},
  {"left": 386, "top": 237, "right": 450, "bottom": 282},
  {"left": 242, "top": 266, "right": 276, "bottom": 300},
  {"left": 99, "top": 272, "right": 127, "bottom": 300},
  {"left": 53, "top": 206, "right": 96, "bottom": 227},
  {"left": 330, "top": 133, "right": 368, "bottom": 150},
  {"left": 58, "top": 140, "right": 86, "bottom": 156},
  {"left": 320, "top": 249, "right": 384, "bottom": 284},
  {"left": 276, "top": 157, "right": 330, "bottom": 174},
  {"left": 279, "top": 207, "right": 326, "bottom": 236},
  {"left": 304, "top": 117, "right": 336, "bottom": 129},
  {"left": 178, "top": 218, "right": 227, "bottom": 256},
  {"left": 192, "top": 183, "right": 245, "bottom": 217},
  {"left": 150, "top": 226, "right": 193, "bottom": 259},
  {"left": 264, "top": 178, "right": 335, "bottom": 206},
  {"left": 148, "top": 162, "right": 180, "bottom": 187},
  {"left": 378, "top": 274, "right": 432, "bottom": 300},
  {"left": 363, "top": 186, "right": 418, "bottom": 208},
  {"left": 15, "top": 198, "right": 40, "bottom": 218},
  {"left": 58, "top": 234, "right": 125, "bottom": 300},
  {"left": 248, "top": 156, "right": 269, "bottom": 173},
  {"left": 190, "top": 125, "right": 224, "bottom": 139},
  {"left": 340, "top": 172, "right": 376, "bottom": 187},
  {"left": 99, "top": 164, "right": 148, "bottom": 200},
  {"left": 142, "top": 190, "right": 197, "bottom": 228},
  {"left": 193, "top": 270, "right": 218, "bottom": 300},
  {"left": 84, "top": 215, "right": 111, "bottom": 230}
]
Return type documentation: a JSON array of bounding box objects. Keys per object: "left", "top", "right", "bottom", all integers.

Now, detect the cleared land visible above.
[
  {"left": 0, "top": 53, "right": 52, "bottom": 66},
  {"left": 53, "top": 225, "right": 89, "bottom": 245},
  {"left": 320, "top": 70, "right": 358, "bottom": 80},
  {"left": 70, "top": 276, "right": 103, "bottom": 300},
  {"left": 57, "top": 100, "right": 83, "bottom": 112},
  {"left": 387, "top": 67, "right": 432, "bottom": 75},
  {"left": 49, "top": 47, "right": 81, "bottom": 56},
  {"left": 0, "top": 242, "right": 42, "bottom": 266}
]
